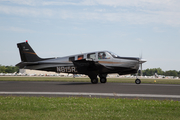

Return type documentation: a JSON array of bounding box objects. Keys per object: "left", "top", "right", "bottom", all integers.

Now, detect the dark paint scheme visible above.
[{"left": 16, "top": 41, "right": 146, "bottom": 84}]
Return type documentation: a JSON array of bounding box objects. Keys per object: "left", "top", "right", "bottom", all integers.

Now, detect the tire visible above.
[
  {"left": 135, "top": 79, "right": 141, "bottom": 84},
  {"left": 91, "top": 78, "right": 98, "bottom": 84},
  {"left": 100, "top": 77, "right": 107, "bottom": 83}
]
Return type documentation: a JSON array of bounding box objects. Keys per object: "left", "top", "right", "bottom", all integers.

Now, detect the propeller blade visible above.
[
  {"left": 139, "top": 58, "right": 147, "bottom": 64},
  {"left": 138, "top": 57, "right": 147, "bottom": 76}
]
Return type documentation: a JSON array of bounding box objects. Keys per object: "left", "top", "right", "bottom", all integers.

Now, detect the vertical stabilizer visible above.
[{"left": 17, "top": 41, "right": 42, "bottom": 62}]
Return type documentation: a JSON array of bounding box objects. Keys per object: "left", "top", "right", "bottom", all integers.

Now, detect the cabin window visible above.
[
  {"left": 78, "top": 55, "right": 83, "bottom": 60},
  {"left": 69, "top": 57, "right": 75, "bottom": 61},
  {"left": 98, "top": 52, "right": 110, "bottom": 59},
  {"left": 87, "top": 53, "right": 96, "bottom": 60}
]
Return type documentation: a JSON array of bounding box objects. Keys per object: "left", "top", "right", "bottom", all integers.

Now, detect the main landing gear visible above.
[
  {"left": 99, "top": 74, "right": 107, "bottom": 83},
  {"left": 88, "top": 73, "right": 99, "bottom": 84},
  {"left": 100, "top": 77, "right": 107, "bottom": 83},
  {"left": 88, "top": 74, "right": 107, "bottom": 84},
  {"left": 90, "top": 77, "right": 107, "bottom": 84},
  {"left": 91, "top": 78, "right": 98, "bottom": 84}
]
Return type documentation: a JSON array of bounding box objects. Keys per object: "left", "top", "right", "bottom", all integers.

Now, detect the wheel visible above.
[
  {"left": 91, "top": 78, "right": 98, "bottom": 84},
  {"left": 100, "top": 77, "right": 107, "bottom": 83},
  {"left": 135, "top": 79, "right": 141, "bottom": 84}
]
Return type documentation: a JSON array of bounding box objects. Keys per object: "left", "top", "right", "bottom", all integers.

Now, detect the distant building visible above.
[{"left": 19, "top": 69, "right": 68, "bottom": 76}]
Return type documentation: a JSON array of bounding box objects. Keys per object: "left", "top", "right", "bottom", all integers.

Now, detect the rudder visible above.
[{"left": 17, "top": 41, "right": 42, "bottom": 62}]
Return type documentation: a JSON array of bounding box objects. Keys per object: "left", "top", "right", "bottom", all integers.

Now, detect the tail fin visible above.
[{"left": 17, "top": 41, "right": 43, "bottom": 62}]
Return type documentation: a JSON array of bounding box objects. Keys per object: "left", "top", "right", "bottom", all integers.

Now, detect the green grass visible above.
[
  {"left": 0, "top": 77, "right": 180, "bottom": 119},
  {"left": 0, "top": 76, "right": 180, "bottom": 84},
  {"left": 0, "top": 96, "right": 180, "bottom": 120}
]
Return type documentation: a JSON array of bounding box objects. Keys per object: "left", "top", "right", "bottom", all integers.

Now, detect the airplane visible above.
[{"left": 16, "top": 41, "right": 147, "bottom": 84}]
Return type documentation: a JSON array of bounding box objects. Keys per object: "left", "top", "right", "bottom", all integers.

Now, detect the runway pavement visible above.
[{"left": 0, "top": 81, "right": 180, "bottom": 100}]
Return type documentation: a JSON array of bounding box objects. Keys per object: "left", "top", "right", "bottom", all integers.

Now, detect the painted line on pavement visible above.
[{"left": 0, "top": 92, "right": 180, "bottom": 98}]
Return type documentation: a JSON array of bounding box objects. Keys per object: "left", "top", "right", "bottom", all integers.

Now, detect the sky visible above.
[{"left": 0, "top": 0, "right": 180, "bottom": 71}]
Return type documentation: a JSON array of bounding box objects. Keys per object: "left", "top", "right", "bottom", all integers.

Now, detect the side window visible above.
[
  {"left": 78, "top": 55, "right": 83, "bottom": 60},
  {"left": 98, "top": 52, "right": 110, "bottom": 59},
  {"left": 69, "top": 57, "right": 75, "bottom": 61},
  {"left": 87, "top": 53, "right": 96, "bottom": 60}
]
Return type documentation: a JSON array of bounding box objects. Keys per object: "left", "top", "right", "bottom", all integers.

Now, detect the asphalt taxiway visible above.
[{"left": 0, "top": 81, "right": 180, "bottom": 100}]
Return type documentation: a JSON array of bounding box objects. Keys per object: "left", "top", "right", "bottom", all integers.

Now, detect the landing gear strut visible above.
[{"left": 88, "top": 73, "right": 98, "bottom": 84}]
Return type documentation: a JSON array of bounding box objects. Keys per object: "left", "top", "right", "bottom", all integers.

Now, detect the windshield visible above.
[{"left": 108, "top": 51, "right": 120, "bottom": 58}]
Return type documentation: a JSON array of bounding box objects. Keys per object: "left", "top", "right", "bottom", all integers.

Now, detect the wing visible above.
[{"left": 72, "top": 59, "right": 101, "bottom": 74}]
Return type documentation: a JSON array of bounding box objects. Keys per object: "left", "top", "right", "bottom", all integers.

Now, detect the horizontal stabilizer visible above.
[{"left": 16, "top": 62, "right": 39, "bottom": 69}]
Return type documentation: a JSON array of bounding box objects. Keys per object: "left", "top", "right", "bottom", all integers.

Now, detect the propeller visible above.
[{"left": 138, "top": 53, "right": 147, "bottom": 76}]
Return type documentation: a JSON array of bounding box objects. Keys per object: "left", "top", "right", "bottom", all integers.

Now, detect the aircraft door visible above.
[{"left": 87, "top": 53, "right": 96, "bottom": 61}]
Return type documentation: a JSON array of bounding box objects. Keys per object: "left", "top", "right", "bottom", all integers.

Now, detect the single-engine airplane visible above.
[{"left": 16, "top": 41, "right": 146, "bottom": 84}]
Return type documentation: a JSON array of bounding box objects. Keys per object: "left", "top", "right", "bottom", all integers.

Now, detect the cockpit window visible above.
[
  {"left": 98, "top": 52, "right": 110, "bottom": 59},
  {"left": 108, "top": 51, "right": 120, "bottom": 58}
]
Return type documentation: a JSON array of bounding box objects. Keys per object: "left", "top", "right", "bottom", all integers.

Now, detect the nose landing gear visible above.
[
  {"left": 135, "top": 72, "right": 141, "bottom": 84},
  {"left": 135, "top": 78, "right": 141, "bottom": 84}
]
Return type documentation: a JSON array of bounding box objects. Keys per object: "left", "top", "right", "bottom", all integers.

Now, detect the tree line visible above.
[
  {"left": 0, "top": 65, "right": 180, "bottom": 77},
  {"left": 0, "top": 65, "right": 19, "bottom": 73},
  {"left": 141, "top": 68, "right": 180, "bottom": 77}
]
